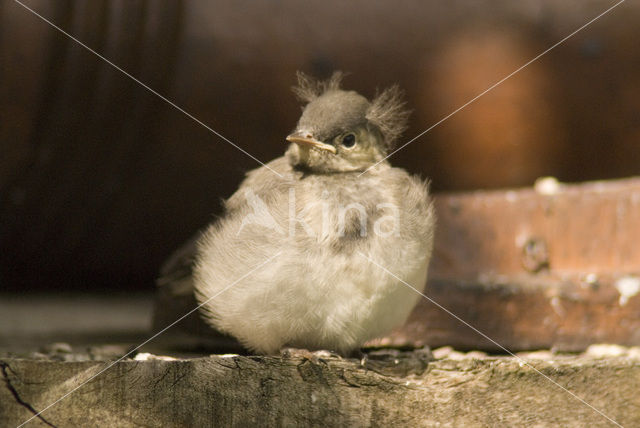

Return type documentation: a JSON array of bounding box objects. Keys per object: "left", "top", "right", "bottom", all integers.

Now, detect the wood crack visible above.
[{"left": 1, "top": 361, "right": 58, "bottom": 428}]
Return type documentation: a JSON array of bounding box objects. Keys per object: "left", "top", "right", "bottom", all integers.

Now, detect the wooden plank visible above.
[{"left": 2, "top": 349, "right": 639, "bottom": 427}]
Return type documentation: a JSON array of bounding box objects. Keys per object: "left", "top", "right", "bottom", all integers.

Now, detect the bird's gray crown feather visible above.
[{"left": 292, "top": 71, "right": 410, "bottom": 150}]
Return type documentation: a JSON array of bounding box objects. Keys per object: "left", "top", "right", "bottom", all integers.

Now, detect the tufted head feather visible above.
[
  {"left": 291, "top": 71, "right": 345, "bottom": 103},
  {"left": 291, "top": 71, "right": 410, "bottom": 150},
  {"left": 366, "top": 85, "right": 411, "bottom": 149}
]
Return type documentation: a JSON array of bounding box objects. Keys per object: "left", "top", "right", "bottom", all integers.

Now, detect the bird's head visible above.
[{"left": 286, "top": 72, "right": 410, "bottom": 173}]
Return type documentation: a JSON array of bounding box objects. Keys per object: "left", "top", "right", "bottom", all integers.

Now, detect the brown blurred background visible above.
[{"left": 1, "top": 0, "right": 638, "bottom": 292}]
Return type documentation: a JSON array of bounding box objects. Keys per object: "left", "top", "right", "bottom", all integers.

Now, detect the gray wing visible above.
[
  {"left": 224, "top": 156, "right": 296, "bottom": 213},
  {"left": 157, "top": 232, "right": 201, "bottom": 291}
]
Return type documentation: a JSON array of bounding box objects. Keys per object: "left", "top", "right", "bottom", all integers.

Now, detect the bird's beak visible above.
[{"left": 286, "top": 132, "right": 336, "bottom": 154}]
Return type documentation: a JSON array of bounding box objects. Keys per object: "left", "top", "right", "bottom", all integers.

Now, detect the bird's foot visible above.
[
  {"left": 280, "top": 347, "right": 341, "bottom": 364},
  {"left": 359, "top": 345, "right": 433, "bottom": 376}
]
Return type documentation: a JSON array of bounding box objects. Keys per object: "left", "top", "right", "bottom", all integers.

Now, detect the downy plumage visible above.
[{"left": 193, "top": 72, "right": 435, "bottom": 354}]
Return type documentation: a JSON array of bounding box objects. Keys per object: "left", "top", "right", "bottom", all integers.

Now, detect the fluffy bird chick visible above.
[{"left": 193, "top": 72, "right": 435, "bottom": 355}]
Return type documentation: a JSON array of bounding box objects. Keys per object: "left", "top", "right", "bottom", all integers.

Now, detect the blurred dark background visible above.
[{"left": 1, "top": 0, "right": 638, "bottom": 293}]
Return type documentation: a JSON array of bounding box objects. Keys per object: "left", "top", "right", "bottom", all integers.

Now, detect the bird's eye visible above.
[{"left": 341, "top": 133, "right": 356, "bottom": 148}]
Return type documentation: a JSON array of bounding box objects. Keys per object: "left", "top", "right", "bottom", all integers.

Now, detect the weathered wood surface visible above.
[
  {"left": 155, "top": 177, "right": 640, "bottom": 352},
  {"left": 2, "top": 348, "right": 639, "bottom": 427}
]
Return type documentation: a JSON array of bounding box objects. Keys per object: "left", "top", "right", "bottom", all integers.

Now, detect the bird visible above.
[{"left": 191, "top": 71, "right": 435, "bottom": 355}]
